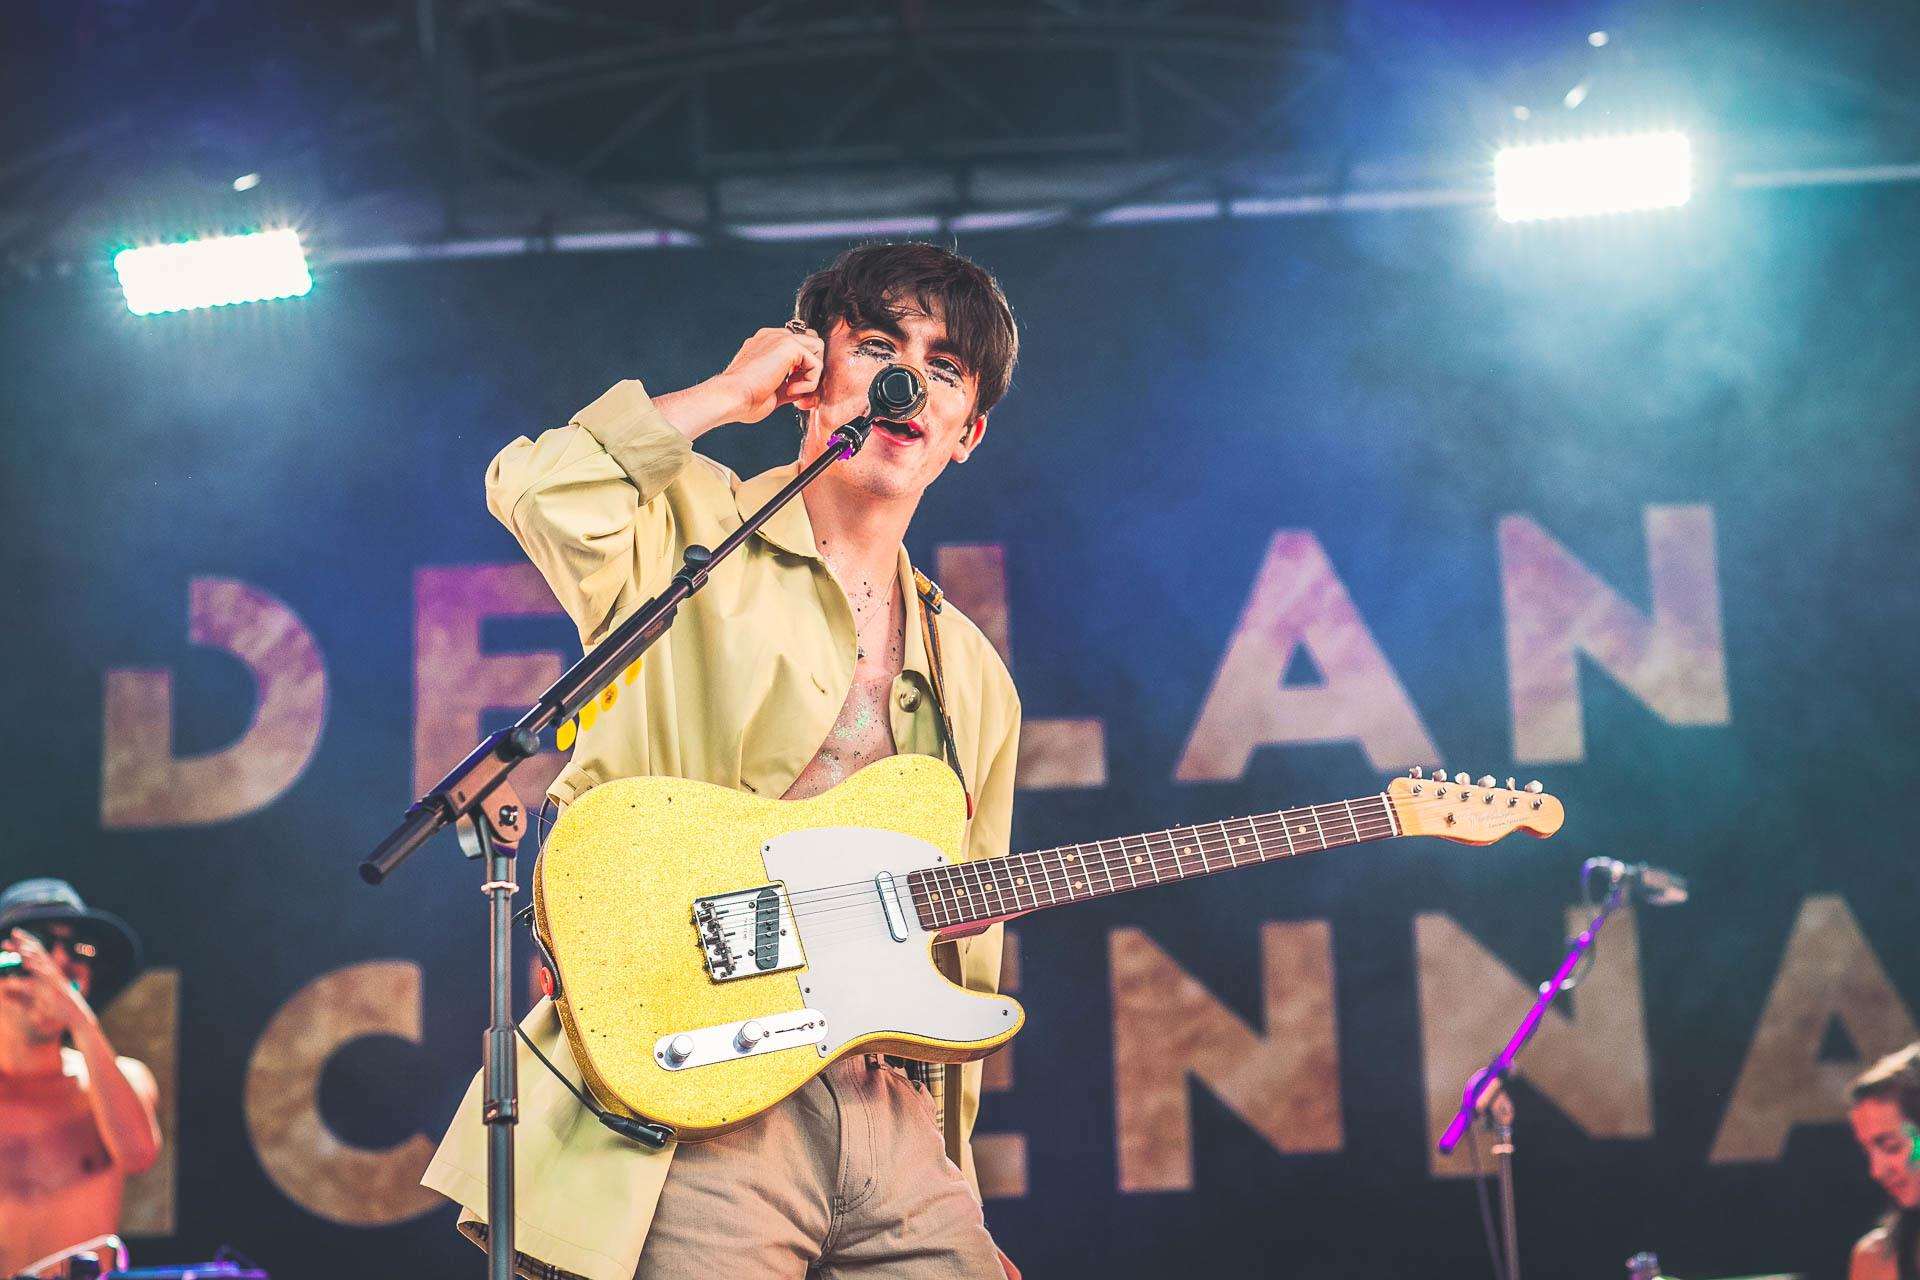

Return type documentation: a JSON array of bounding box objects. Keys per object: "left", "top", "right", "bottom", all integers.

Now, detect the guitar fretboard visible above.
[{"left": 906, "top": 794, "right": 1399, "bottom": 933}]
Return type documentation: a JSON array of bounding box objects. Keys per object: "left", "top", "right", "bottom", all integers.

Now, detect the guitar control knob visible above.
[
  {"left": 735, "top": 1021, "right": 768, "bottom": 1052},
  {"left": 666, "top": 1034, "right": 695, "bottom": 1065}
]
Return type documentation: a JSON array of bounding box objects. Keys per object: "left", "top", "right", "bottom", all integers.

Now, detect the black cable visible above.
[
  {"left": 513, "top": 1022, "right": 672, "bottom": 1150},
  {"left": 1469, "top": 1123, "right": 1510, "bottom": 1280}
]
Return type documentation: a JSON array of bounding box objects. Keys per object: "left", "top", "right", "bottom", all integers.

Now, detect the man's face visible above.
[
  {"left": 1851, "top": 1097, "right": 1920, "bottom": 1209},
  {"left": 802, "top": 307, "right": 986, "bottom": 504}
]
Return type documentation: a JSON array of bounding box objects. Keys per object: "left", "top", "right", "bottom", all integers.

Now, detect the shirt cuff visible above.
[{"left": 572, "top": 380, "right": 694, "bottom": 502}]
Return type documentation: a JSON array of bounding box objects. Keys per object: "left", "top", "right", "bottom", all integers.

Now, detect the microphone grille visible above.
[{"left": 871, "top": 364, "right": 928, "bottom": 419}]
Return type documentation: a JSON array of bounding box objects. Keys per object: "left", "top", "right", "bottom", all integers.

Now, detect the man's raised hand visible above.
[
  {"left": 4, "top": 928, "right": 92, "bottom": 1028},
  {"left": 656, "top": 325, "right": 825, "bottom": 442},
  {"left": 718, "top": 325, "right": 825, "bottom": 423}
]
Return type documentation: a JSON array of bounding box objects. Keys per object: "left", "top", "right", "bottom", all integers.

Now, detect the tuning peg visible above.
[
  {"left": 1453, "top": 772, "right": 1469, "bottom": 786},
  {"left": 1477, "top": 775, "right": 1496, "bottom": 788},
  {"left": 1431, "top": 766, "right": 1446, "bottom": 781},
  {"left": 1409, "top": 766, "right": 1424, "bottom": 779},
  {"left": 1524, "top": 780, "right": 1543, "bottom": 794},
  {"left": 1505, "top": 777, "right": 1516, "bottom": 790}
]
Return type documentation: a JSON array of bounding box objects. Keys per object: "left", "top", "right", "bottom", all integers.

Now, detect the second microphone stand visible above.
[{"left": 1437, "top": 874, "right": 1632, "bottom": 1280}]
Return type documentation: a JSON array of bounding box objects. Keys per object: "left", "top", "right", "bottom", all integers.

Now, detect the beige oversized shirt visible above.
[{"left": 422, "top": 380, "right": 1021, "bottom": 1280}]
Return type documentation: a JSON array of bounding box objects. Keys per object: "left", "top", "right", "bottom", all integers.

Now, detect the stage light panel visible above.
[
  {"left": 113, "top": 229, "right": 312, "bottom": 315},
  {"left": 1494, "top": 132, "right": 1692, "bottom": 223}
]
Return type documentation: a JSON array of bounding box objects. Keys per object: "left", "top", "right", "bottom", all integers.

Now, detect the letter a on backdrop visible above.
[{"left": 1177, "top": 530, "right": 1437, "bottom": 779}]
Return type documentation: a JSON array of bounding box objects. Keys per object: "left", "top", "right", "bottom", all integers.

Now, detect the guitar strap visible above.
[
  {"left": 912, "top": 569, "right": 972, "bottom": 820},
  {"left": 913, "top": 568, "right": 972, "bottom": 1168}
]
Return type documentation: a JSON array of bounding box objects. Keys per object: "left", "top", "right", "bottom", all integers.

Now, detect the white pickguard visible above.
[{"left": 760, "top": 826, "right": 1019, "bottom": 1057}]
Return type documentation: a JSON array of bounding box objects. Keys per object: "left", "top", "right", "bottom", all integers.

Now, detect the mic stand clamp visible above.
[{"left": 356, "top": 370, "right": 914, "bottom": 1280}]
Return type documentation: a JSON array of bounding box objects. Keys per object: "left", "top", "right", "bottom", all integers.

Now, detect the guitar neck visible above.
[{"left": 907, "top": 793, "right": 1399, "bottom": 934}]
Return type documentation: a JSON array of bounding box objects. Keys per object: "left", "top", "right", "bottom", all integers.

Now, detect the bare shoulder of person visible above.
[{"left": 1852, "top": 1225, "right": 1897, "bottom": 1280}]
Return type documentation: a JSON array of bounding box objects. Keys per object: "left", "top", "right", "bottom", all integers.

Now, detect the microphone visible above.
[
  {"left": 833, "top": 364, "right": 928, "bottom": 451},
  {"left": 1583, "top": 857, "right": 1689, "bottom": 906}
]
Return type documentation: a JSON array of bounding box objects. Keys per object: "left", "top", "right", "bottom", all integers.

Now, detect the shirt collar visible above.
[{"left": 732, "top": 463, "right": 818, "bottom": 560}]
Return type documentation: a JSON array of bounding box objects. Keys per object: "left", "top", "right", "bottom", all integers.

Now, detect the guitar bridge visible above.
[{"left": 693, "top": 885, "right": 804, "bottom": 982}]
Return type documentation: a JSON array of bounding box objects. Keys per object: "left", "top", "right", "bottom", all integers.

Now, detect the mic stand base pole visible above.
[
  {"left": 460, "top": 788, "right": 526, "bottom": 1280},
  {"left": 1488, "top": 1089, "right": 1519, "bottom": 1280}
]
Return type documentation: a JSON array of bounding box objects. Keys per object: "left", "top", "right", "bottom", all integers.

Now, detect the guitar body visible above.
[{"left": 533, "top": 754, "right": 1023, "bottom": 1141}]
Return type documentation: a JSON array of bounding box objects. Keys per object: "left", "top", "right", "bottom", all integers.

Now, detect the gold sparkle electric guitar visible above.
[{"left": 532, "top": 754, "right": 1563, "bottom": 1141}]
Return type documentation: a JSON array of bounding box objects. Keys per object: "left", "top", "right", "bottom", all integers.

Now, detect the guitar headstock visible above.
[{"left": 1387, "top": 768, "right": 1564, "bottom": 845}]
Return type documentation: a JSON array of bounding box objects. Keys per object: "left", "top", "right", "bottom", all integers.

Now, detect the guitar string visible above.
[
  {"left": 662, "top": 791, "right": 1524, "bottom": 956},
  {"left": 688, "top": 796, "right": 1406, "bottom": 919},
  {"left": 688, "top": 805, "right": 1400, "bottom": 934},
  {"left": 692, "top": 808, "right": 1412, "bottom": 944},
  {"left": 678, "top": 819, "right": 1406, "bottom": 959},
  {"left": 686, "top": 792, "right": 1528, "bottom": 935},
  {"left": 686, "top": 788, "right": 1524, "bottom": 924}
]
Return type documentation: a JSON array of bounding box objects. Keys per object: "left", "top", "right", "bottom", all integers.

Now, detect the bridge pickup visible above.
[{"left": 693, "top": 884, "right": 804, "bottom": 982}]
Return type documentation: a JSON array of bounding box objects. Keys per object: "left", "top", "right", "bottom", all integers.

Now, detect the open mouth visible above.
[{"left": 874, "top": 418, "right": 924, "bottom": 444}]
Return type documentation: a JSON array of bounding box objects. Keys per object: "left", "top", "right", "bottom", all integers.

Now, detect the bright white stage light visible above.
[
  {"left": 113, "top": 229, "right": 312, "bottom": 315},
  {"left": 1494, "top": 131, "right": 1692, "bottom": 223}
]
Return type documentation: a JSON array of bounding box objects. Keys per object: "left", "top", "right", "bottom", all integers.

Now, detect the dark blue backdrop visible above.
[{"left": 3, "top": 181, "right": 1917, "bottom": 1280}]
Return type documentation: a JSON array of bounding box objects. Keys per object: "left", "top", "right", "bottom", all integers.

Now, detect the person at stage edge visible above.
[
  {"left": 423, "top": 241, "right": 1023, "bottom": 1280},
  {"left": 0, "top": 878, "right": 162, "bottom": 1279},
  {"left": 1850, "top": 1043, "right": 1920, "bottom": 1280}
]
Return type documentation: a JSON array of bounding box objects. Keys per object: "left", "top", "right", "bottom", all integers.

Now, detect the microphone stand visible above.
[
  {"left": 1437, "top": 875, "right": 1632, "bottom": 1280},
  {"left": 357, "top": 394, "right": 894, "bottom": 1280}
]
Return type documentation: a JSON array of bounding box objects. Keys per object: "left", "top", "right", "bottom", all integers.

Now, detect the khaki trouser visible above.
[{"left": 633, "top": 1057, "right": 1002, "bottom": 1279}]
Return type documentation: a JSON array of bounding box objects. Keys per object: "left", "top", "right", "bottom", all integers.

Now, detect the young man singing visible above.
[{"left": 425, "top": 242, "right": 1022, "bottom": 1280}]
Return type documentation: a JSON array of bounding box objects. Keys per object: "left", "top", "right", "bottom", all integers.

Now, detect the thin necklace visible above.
[{"left": 852, "top": 582, "right": 895, "bottom": 663}]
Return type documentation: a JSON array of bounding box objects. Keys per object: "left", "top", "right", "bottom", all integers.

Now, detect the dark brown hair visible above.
[
  {"left": 1853, "top": 1044, "right": 1920, "bottom": 1122},
  {"left": 794, "top": 241, "right": 1019, "bottom": 418}
]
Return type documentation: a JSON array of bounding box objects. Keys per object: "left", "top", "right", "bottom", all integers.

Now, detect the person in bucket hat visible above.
[{"left": 0, "top": 877, "right": 162, "bottom": 1278}]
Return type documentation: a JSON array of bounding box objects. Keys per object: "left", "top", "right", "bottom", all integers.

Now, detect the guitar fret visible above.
[
  {"left": 1036, "top": 850, "right": 1063, "bottom": 905},
  {"left": 1342, "top": 799, "right": 1362, "bottom": 844},
  {"left": 1309, "top": 805, "right": 1329, "bottom": 851},
  {"left": 1099, "top": 840, "right": 1120, "bottom": 896},
  {"left": 1250, "top": 816, "right": 1269, "bottom": 861},
  {"left": 967, "top": 861, "right": 993, "bottom": 915},
  {"left": 1118, "top": 836, "right": 1141, "bottom": 890},
  {"left": 1222, "top": 820, "right": 1239, "bottom": 868}
]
